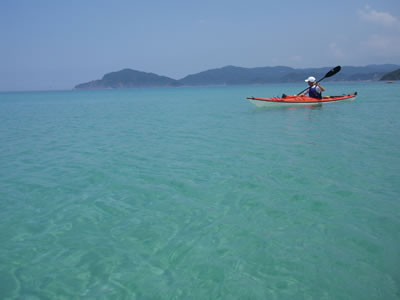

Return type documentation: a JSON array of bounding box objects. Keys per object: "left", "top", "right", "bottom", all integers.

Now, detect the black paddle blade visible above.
[{"left": 325, "top": 66, "right": 341, "bottom": 78}]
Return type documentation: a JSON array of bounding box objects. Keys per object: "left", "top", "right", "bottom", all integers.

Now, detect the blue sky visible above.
[{"left": 1, "top": 0, "right": 400, "bottom": 91}]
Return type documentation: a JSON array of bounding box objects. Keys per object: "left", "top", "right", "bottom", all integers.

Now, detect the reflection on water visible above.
[{"left": 251, "top": 103, "right": 323, "bottom": 113}]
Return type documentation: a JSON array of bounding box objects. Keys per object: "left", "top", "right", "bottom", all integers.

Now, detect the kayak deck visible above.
[{"left": 247, "top": 92, "right": 357, "bottom": 107}]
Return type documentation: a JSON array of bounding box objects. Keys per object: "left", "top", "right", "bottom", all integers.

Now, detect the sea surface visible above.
[{"left": 1, "top": 82, "right": 399, "bottom": 299}]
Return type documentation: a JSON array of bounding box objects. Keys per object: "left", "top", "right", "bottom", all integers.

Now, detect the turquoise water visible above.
[{"left": 1, "top": 82, "right": 399, "bottom": 299}]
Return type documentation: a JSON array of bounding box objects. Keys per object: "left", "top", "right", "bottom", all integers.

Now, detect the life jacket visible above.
[{"left": 309, "top": 85, "right": 322, "bottom": 99}]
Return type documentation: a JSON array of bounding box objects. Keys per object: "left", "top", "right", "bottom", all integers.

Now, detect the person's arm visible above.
[
  {"left": 316, "top": 83, "right": 325, "bottom": 92},
  {"left": 299, "top": 87, "right": 309, "bottom": 96}
]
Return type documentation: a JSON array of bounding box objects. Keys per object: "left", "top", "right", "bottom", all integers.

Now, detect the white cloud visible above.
[
  {"left": 363, "top": 34, "right": 400, "bottom": 56},
  {"left": 359, "top": 5, "right": 399, "bottom": 28},
  {"left": 289, "top": 55, "right": 303, "bottom": 64},
  {"left": 329, "top": 42, "right": 345, "bottom": 58}
]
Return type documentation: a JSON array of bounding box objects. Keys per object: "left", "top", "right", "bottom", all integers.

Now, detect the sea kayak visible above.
[{"left": 247, "top": 92, "right": 357, "bottom": 107}]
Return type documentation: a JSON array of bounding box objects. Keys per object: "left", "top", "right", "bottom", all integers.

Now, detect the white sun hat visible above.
[{"left": 305, "top": 76, "right": 316, "bottom": 83}]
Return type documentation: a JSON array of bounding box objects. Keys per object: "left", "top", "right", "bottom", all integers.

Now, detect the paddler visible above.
[{"left": 301, "top": 76, "right": 325, "bottom": 99}]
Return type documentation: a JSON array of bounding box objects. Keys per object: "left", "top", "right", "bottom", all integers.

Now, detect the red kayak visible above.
[{"left": 247, "top": 92, "right": 357, "bottom": 107}]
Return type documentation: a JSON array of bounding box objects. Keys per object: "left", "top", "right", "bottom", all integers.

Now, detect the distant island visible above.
[
  {"left": 75, "top": 64, "right": 400, "bottom": 89},
  {"left": 75, "top": 69, "right": 180, "bottom": 89},
  {"left": 380, "top": 68, "right": 400, "bottom": 81}
]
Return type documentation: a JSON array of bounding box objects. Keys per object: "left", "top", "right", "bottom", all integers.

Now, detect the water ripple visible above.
[{"left": 1, "top": 84, "right": 399, "bottom": 299}]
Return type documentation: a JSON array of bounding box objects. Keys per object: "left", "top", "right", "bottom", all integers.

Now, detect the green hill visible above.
[
  {"left": 381, "top": 68, "right": 400, "bottom": 81},
  {"left": 179, "top": 64, "right": 400, "bottom": 85},
  {"left": 75, "top": 69, "right": 179, "bottom": 89},
  {"left": 75, "top": 64, "right": 400, "bottom": 89}
]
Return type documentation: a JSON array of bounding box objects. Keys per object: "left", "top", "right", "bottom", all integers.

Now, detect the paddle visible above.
[{"left": 295, "top": 65, "right": 341, "bottom": 96}]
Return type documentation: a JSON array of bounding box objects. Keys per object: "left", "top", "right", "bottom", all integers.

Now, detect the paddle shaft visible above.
[
  {"left": 297, "top": 79, "right": 324, "bottom": 96},
  {"left": 296, "top": 66, "right": 341, "bottom": 96}
]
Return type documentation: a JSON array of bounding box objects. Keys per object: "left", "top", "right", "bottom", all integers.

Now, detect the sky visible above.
[{"left": 1, "top": 0, "right": 400, "bottom": 91}]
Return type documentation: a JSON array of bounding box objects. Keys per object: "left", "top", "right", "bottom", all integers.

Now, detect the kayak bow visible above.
[{"left": 247, "top": 92, "right": 357, "bottom": 107}]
